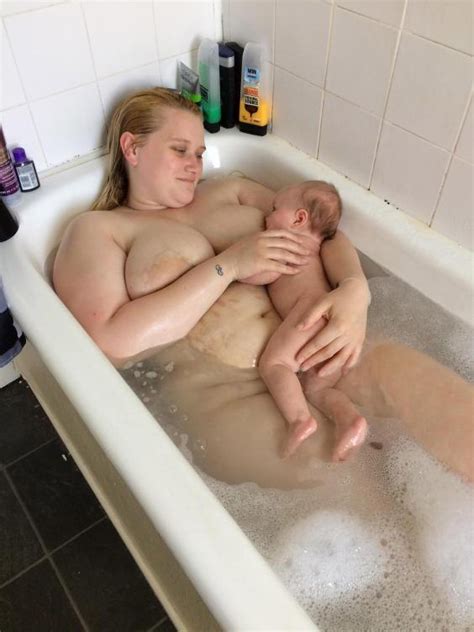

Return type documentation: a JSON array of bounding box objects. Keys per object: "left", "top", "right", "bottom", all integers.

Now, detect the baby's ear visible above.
[{"left": 294, "top": 208, "right": 309, "bottom": 226}]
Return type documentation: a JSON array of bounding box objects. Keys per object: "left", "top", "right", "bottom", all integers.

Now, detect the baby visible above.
[{"left": 244, "top": 181, "right": 368, "bottom": 460}]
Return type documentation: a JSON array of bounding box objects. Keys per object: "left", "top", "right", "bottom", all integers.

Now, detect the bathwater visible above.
[{"left": 120, "top": 275, "right": 474, "bottom": 631}]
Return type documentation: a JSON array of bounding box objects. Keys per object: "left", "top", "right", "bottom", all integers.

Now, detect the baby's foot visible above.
[
  {"left": 282, "top": 417, "right": 318, "bottom": 459},
  {"left": 332, "top": 415, "right": 368, "bottom": 462}
]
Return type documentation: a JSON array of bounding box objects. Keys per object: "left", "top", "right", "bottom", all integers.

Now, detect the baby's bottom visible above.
[{"left": 300, "top": 370, "right": 368, "bottom": 462}]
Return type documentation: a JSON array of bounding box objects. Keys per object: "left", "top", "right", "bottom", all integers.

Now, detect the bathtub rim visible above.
[{"left": 1, "top": 128, "right": 472, "bottom": 630}]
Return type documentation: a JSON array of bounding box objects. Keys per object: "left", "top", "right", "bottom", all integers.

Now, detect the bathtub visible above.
[{"left": 1, "top": 129, "right": 472, "bottom": 631}]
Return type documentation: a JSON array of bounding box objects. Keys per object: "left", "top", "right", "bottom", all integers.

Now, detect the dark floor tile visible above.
[
  {"left": 7, "top": 439, "right": 104, "bottom": 551},
  {"left": 0, "top": 378, "right": 56, "bottom": 468},
  {"left": 156, "top": 618, "right": 177, "bottom": 632},
  {"left": 0, "top": 473, "right": 43, "bottom": 585},
  {"left": 53, "top": 519, "right": 165, "bottom": 632},
  {"left": 0, "top": 558, "right": 83, "bottom": 632}
]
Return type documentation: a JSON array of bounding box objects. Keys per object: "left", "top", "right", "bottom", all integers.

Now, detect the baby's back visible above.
[{"left": 269, "top": 252, "right": 331, "bottom": 319}]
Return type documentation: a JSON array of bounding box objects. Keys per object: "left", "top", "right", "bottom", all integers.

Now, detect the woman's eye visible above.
[
  {"left": 173, "top": 147, "right": 186, "bottom": 154},
  {"left": 197, "top": 154, "right": 204, "bottom": 160}
]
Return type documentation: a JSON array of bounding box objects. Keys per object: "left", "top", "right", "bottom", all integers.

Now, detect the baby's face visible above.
[{"left": 265, "top": 185, "right": 302, "bottom": 230}]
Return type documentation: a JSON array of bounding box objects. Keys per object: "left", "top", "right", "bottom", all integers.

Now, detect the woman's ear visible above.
[
  {"left": 120, "top": 132, "right": 139, "bottom": 167},
  {"left": 294, "top": 208, "right": 309, "bottom": 227}
]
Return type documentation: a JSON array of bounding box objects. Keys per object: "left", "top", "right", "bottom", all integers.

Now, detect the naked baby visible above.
[{"left": 244, "top": 181, "right": 368, "bottom": 461}]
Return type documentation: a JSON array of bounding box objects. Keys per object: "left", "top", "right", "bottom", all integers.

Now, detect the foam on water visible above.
[{"left": 120, "top": 275, "right": 474, "bottom": 631}]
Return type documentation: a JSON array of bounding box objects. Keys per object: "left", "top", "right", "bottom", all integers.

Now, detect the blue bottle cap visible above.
[{"left": 12, "top": 147, "right": 27, "bottom": 163}]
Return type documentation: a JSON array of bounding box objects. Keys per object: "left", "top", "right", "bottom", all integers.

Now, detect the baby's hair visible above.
[{"left": 300, "top": 180, "right": 342, "bottom": 240}]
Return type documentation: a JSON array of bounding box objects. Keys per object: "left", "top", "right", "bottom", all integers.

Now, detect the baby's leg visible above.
[
  {"left": 300, "top": 370, "right": 368, "bottom": 461},
  {"left": 259, "top": 295, "right": 326, "bottom": 457},
  {"left": 259, "top": 345, "right": 318, "bottom": 459},
  {"left": 303, "top": 375, "right": 367, "bottom": 461}
]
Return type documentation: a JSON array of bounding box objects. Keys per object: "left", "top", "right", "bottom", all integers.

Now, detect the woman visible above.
[
  {"left": 53, "top": 88, "right": 368, "bottom": 371},
  {"left": 53, "top": 88, "right": 473, "bottom": 487}
]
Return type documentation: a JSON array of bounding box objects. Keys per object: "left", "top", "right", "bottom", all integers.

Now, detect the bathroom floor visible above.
[{"left": 0, "top": 376, "right": 177, "bottom": 632}]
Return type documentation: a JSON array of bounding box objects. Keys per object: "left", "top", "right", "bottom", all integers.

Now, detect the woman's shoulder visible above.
[{"left": 66, "top": 208, "right": 127, "bottom": 234}]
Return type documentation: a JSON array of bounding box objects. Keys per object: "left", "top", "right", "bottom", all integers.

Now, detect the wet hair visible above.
[
  {"left": 298, "top": 180, "right": 342, "bottom": 240},
  {"left": 91, "top": 88, "right": 202, "bottom": 211}
]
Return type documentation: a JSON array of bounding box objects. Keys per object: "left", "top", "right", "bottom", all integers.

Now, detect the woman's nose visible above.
[{"left": 185, "top": 155, "right": 200, "bottom": 173}]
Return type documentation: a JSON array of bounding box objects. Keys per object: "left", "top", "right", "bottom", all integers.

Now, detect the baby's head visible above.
[{"left": 267, "top": 180, "right": 342, "bottom": 241}]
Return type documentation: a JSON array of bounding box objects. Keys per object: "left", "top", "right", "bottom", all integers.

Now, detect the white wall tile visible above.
[
  {"left": 336, "top": 0, "right": 405, "bottom": 27},
  {"left": 154, "top": 1, "right": 216, "bottom": 60},
  {"left": 0, "top": 2, "right": 63, "bottom": 18},
  {"left": 5, "top": 3, "right": 95, "bottom": 101},
  {"left": 99, "top": 63, "right": 161, "bottom": 122},
  {"left": 83, "top": 2, "right": 157, "bottom": 79},
  {"left": 319, "top": 92, "right": 379, "bottom": 187},
  {"left": 386, "top": 34, "right": 472, "bottom": 150},
  {"left": 1, "top": 25, "right": 26, "bottom": 110},
  {"left": 227, "top": 0, "right": 275, "bottom": 61},
  {"left": 30, "top": 84, "right": 105, "bottom": 166},
  {"left": 455, "top": 98, "right": 473, "bottom": 164},
  {"left": 432, "top": 157, "right": 473, "bottom": 250},
  {"left": 159, "top": 51, "right": 198, "bottom": 89},
  {"left": 275, "top": 0, "right": 331, "bottom": 87},
  {"left": 0, "top": 104, "right": 47, "bottom": 171},
  {"left": 272, "top": 66, "right": 322, "bottom": 156},
  {"left": 405, "top": 0, "right": 473, "bottom": 56},
  {"left": 326, "top": 8, "right": 398, "bottom": 115},
  {"left": 372, "top": 123, "right": 450, "bottom": 224}
]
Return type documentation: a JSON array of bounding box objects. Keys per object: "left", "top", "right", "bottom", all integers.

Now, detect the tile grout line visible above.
[
  {"left": 146, "top": 614, "right": 170, "bottom": 632},
  {"left": 3, "top": 468, "right": 92, "bottom": 631},
  {"left": 428, "top": 91, "right": 473, "bottom": 227},
  {"left": 316, "top": 0, "right": 337, "bottom": 161},
  {"left": 3, "top": 436, "right": 57, "bottom": 471},
  {"left": 0, "top": 552, "right": 47, "bottom": 591},
  {"left": 1, "top": 18, "right": 49, "bottom": 168},
  {"left": 367, "top": 0, "right": 408, "bottom": 190}
]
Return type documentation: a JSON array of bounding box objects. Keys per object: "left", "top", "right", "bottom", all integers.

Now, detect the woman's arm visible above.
[{"left": 295, "top": 231, "right": 370, "bottom": 375}]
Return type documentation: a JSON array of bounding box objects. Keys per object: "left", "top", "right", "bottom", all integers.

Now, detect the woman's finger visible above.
[
  {"left": 296, "top": 323, "right": 342, "bottom": 364},
  {"left": 265, "top": 247, "right": 311, "bottom": 266},
  {"left": 263, "top": 231, "right": 313, "bottom": 253},
  {"left": 317, "top": 347, "right": 353, "bottom": 377},
  {"left": 300, "top": 337, "right": 345, "bottom": 371},
  {"left": 295, "top": 299, "right": 331, "bottom": 331}
]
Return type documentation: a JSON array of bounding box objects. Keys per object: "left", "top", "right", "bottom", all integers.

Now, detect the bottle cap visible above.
[{"left": 12, "top": 147, "right": 27, "bottom": 163}]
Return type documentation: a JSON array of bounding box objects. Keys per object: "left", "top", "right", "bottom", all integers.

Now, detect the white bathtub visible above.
[{"left": 1, "top": 129, "right": 472, "bottom": 631}]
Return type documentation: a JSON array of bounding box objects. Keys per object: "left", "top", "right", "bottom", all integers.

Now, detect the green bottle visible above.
[{"left": 198, "top": 39, "right": 221, "bottom": 133}]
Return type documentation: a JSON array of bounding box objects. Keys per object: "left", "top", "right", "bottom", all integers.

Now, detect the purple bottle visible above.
[
  {"left": 0, "top": 126, "right": 21, "bottom": 206},
  {"left": 12, "top": 147, "right": 40, "bottom": 192}
]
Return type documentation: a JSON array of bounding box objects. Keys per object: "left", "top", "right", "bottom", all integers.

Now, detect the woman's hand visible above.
[
  {"left": 295, "top": 277, "right": 370, "bottom": 375},
  {"left": 221, "top": 230, "right": 313, "bottom": 281}
]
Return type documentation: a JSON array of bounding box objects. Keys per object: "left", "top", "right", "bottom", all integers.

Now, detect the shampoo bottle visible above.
[
  {"left": 225, "top": 41, "right": 244, "bottom": 126},
  {"left": 239, "top": 42, "right": 270, "bottom": 136},
  {"left": 218, "top": 43, "right": 235, "bottom": 128},
  {"left": 198, "top": 39, "right": 221, "bottom": 133}
]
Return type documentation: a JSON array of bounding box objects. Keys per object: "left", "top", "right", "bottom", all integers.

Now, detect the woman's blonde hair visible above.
[{"left": 92, "top": 87, "right": 202, "bottom": 211}]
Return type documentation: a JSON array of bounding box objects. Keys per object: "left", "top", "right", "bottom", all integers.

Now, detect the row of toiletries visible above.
[
  {"left": 178, "top": 40, "right": 269, "bottom": 136},
  {"left": 0, "top": 126, "right": 40, "bottom": 208}
]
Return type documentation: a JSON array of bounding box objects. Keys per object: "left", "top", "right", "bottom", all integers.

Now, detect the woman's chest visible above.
[{"left": 122, "top": 216, "right": 214, "bottom": 299}]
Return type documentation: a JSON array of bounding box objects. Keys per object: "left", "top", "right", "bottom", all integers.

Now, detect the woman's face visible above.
[{"left": 130, "top": 108, "right": 206, "bottom": 209}]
